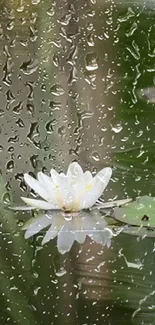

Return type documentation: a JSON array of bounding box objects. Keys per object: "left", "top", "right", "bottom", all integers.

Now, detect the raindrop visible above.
[
  {"left": 29, "top": 26, "right": 38, "bottom": 42},
  {"left": 20, "top": 58, "right": 38, "bottom": 75},
  {"left": 3, "top": 58, "right": 14, "bottom": 86},
  {"left": 68, "top": 66, "right": 78, "bottom": 85},
  {"left": 45, "top": 119, "right": 56, "bottom": 134},
  {"left": 27, "top": 122, "right": 39, "bottom": 143},
  {"left": 112, "top": 124, "right": 123, "bottom": 133},
  {"left": 16, "top": 0, "right": 24, "bottom": 12},
  {"left": 31, "top": 0, "right": 40, "bottom": 4},
  {"left": 50, "top": 84, "right": 64, "bottom": 96},
  {"left": 26, "top": 103, "right": 35, "bottom": 115},
  {"left": 57, "top": 13, "right": 72, "bottom": 26},
  {"left": 85, "top": 52, "right": 98, "bottom": 71},
  {"left": 47, "top": 6, "right": 55, "bottom": 17},
  {"left": 55, "top": 268, "right": 67, "bottom": 277},
  {"left": 87, "top": 33, "right": 95, "bottom": 47},
  {"left": 8, "top": 135, "right": 19, "bottom": 143},
  {"left": 8, "top": 146, "right": 14, "bottom": 153},
  {"left": 49, "top": 101, "right": 61, "bottom": 110},
  {"left": 117, "top": 7, "right": 135, "bottom": 22},
  {"left": 66, "top": 45, "right": 78, "bottom": 64},
  {"left": 16, "top": 118, "right": 25, "bottom": 128},
  {"left": 53, "top": 54, "right": 60, "bottom": 68},
  {"left": 0, "top": 24, "right": 3, "bottom": 39},
  {"left": 33, "top": 287, "right": 41, "bottom": 295},
  {"left": 58, "top": 126, "right": 66, "bottom": 137},
  {"left": 0, "top": 109, "right": 4, "bottom": 117},
  {"left": 7, "top": 20, "right": 14, "bottom": 31},
  {"left": 6, "top": 89, "right": 15, "bottom": 103},
  {"left": 30, "top": 154, "right": 42, "bottom": 169},
  {"left": 12, "top": 101, "right": 23, "bottom": 114},
  {"left": 6, "top": 160, "right": 14, "bottom": 172},
  {"left": 3, "top": 45, "right": 11, "bottom": 58},
  {"left": 91, "top": 151, "right": 100, "bottom": 162},
  {"left": 2, "top": 192, "right": 11, "bottom": 204}
]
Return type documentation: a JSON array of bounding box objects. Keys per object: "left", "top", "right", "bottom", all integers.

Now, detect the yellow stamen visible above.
[{"left": 85, "top": 184, "right": 92, "bottom": 191}]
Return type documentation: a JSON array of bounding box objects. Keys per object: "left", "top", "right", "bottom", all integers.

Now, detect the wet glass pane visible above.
[{"left": 1, "top": 0, "right": 155, "bottom": 324}]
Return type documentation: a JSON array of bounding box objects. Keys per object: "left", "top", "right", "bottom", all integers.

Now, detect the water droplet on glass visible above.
[
  {"left": 53, "top": 54, "right": 60, "bottom": 68},
  {"left": 3, "top": 58, "right": 14, "bottom": 86},
  {"left": 20, "top": 58, "right": 38, "bottom": 75},
  {"left": 31, "top": 0, "right": 40, "bottom": 4},
  {"left": 13, "top": 101, "right": 23, "bottom": 114},
  {"left": 47, "top": 6, "right": 55, "bottom": 17},
  {"left": 58, "top": 126, "right": 66, "bottom": 137},
  {"left": 8, "top": 135, "right": 19, "bottom": 143},
  {"left": 85, "top": 52, "right": 98, "bottom": 71},
  {"left": 16, "top": 118, "right": 25, "bottom": 128},
  {"left": 91, "top": 151, "right": 100, "bottom": 162},
  {"left": 87, "top": 33, "right": 95, "bottom": 47},
  {"left": 55, "top": 268, "right": 67, "bottom": 277},
  {"left": 6, "top": 160, "right": 14, "bottom": 172},
  {"left": 46, "top": 119, "right": 56, "bottom": 134},
  {"left": 6, "top": 89, "right": 15, "bottom": 103},
  {"left": 27, "top": 103, "right": 35, "bottom": 116},
  {"left": 0, "top": 109, "right": 4, "bottom": 118},
  {"left": 112, "top": 124, "right": 123, "bottom": 133},
  {"left": 50, "top": 84, "right": 64, "bottom": 96},
  {"left": 2, "top": 192, "right": 11, "bottom": 204},
  {"left": 29, "top": 26, "right": 38, "bottom": 42},
  {"left": 57, "top": 13, "right": 72, "bottom": 26}
]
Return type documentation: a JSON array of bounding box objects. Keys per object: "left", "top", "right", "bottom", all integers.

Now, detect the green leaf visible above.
[{"left": 113, "top": 195, "right": 155, "bottom": 228}]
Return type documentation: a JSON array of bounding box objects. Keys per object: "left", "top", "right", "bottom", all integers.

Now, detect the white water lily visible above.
[
  {"left": 15, "top": 162, "right": 112, "bottom": 212},
  {"left": 12, "top": 162, "right": 113, "bottom": 253},
  {"left": 23, "top": 209, "right": 112, "bottom": 254}
]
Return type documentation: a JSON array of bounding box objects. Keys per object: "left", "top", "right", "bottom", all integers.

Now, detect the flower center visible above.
[{"left": 62, "top": 210, "right": 79, "bottom": 218}]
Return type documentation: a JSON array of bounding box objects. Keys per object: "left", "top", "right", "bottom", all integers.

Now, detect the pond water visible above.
[{"left": 1, "top": 0, "right": 155, "bottom": 324}]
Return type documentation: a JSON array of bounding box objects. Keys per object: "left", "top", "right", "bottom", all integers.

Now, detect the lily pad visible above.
[
  {"left": 122, "top": 226, "right": 155, "bottom": 238},
  {"left": 112, "top": 195, "right": 155, "bottom": 228}
]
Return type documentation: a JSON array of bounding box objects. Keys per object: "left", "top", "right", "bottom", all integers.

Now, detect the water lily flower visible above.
[
  {"left": 12, "top": 162, "right": 113, "bottom": 253},
  {"left": 14, "top": 162, "right": 112, "bottom": 211}
]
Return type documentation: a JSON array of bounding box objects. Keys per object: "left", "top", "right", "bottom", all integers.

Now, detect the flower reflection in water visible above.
[{"left": 22, "top": 209, "right": 112, "bottom": 254}]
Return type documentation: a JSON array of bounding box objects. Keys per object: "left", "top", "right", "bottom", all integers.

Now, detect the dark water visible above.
[{"left": 1, "top": 0, "right": 155, "bottom": 324}]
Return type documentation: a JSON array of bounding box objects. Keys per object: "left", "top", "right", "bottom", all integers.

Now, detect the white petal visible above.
[
  {"left": 37, "top": 172, "right": 59, "bottom": 206},
  {"left": 96, "top": 198, "right": 132, "bottom": 209},
  {"left": 24, "top": 173, "right": 51, "bottom": 201},
  {"left": 21, "top": 197, "right": 58, "bottom": 210},
  {"left": 50, "top": 169, "right": 59, "bottom": 183},
  {"left": 66, "top": 163, "right": 86, "bottom": 210},
  {"left": 42, "top": 224, "right": 59, "bottom": 245},
  {"left": 75, "top": 230, "right": 86, "bottom": 244},
  {"left": 52, "top": 174, "right": 75, "bottom": 210},
  {"left": 82, "top": 167, "right": 112, "bottom": 209},
  {"left": 67, "top": 162, "right": 84, "bottom": 179},
  {"left": 84, "top": 171, "right": 93, "bottom": 185},
  {"left": 72, "top": 215, "right": 87, "bottom": 243},
  {"left": 10, "top": 205, "right": 35, "bottom": 211},
  {"left": 57, "top": 225, "right": 75, "bottom": 254},
  {"left": 24, "top": 214, "right": 53, "bottom": 239},
  {"left": 89, "top": 229, "right": 111, "bottom": 247},
  {"left": 37, "top": 172, "right": 54, "bottom": 189}
]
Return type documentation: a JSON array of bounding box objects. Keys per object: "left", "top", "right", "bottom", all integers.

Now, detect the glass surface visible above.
[{"left": 1, "top": 0, "right": 155, "bottom": 324}]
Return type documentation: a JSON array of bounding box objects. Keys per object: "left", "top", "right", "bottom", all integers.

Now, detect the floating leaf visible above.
[
  {"left": 122, "top": 226, "right": 155, "bottom": 238},
  {"left": 113, "top": 196, "right": 155, "bottom": 228}
]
